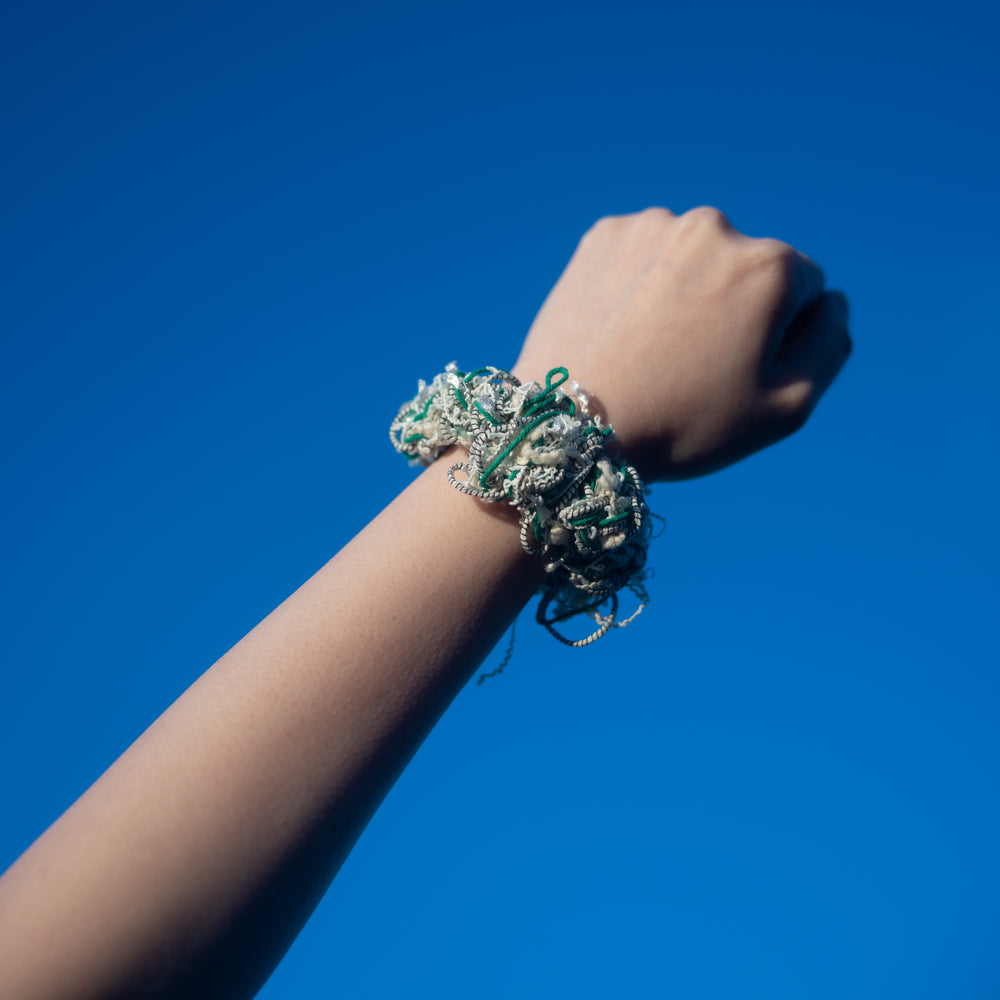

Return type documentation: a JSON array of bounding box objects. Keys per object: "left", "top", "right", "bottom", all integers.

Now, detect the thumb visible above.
[{"left": 772, "top": 290, "right": 852, "bottom": 406}]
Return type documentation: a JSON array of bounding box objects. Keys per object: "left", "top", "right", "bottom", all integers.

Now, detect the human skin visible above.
[
  {"left": 513, "top": 207, "right": 850, "bottom": 480},
  {"left": 0, "top": 207, "right": 849, "bottom": 1000}
]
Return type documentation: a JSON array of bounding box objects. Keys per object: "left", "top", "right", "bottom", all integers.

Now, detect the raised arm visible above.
[{"left": 0, "top": 208, "right": 850, "bottom": 1000}]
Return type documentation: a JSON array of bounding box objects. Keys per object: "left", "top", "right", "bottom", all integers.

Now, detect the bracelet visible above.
[{"left": 390, "top": 364, "right": 651, "bottom": 647}]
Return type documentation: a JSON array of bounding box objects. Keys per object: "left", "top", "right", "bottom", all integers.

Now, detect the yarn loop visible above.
[{"left": 390, "top": 364, "right": 652, "bottom": 646}]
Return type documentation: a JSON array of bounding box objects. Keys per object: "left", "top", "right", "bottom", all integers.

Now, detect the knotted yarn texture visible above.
[{"left": 390, "top": 364, "right": 651, "bottom": 646}]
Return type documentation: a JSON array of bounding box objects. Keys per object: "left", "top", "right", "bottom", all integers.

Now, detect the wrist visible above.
[
  {"left": 392, "top": 364, "right": 653, "bottom": 648},
  {"left": 509, "top": 361, "right": 653, "bottom": 481}
]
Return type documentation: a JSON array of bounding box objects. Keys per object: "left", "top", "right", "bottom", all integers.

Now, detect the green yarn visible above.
[{"left": 389, "top": 363, "right": 652, "bottom": 649}]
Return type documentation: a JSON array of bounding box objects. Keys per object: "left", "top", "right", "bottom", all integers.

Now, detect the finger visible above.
[
  {"left": 771, "top": 290, "right": 852, "bottom": 411},
  {"left": 792, "top": 250, "right": 826, "bottom": 308},
  {"left": 764, "top": 245, "right": 826, "bottom": 354}
]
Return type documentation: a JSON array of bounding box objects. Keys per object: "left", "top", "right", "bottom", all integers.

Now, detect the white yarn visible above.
[{"left": 391, "top": 365, "right": 651, "bottom": 646}]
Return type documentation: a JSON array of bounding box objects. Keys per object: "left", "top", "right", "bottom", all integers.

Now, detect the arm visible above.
[
  {"left": 0, "top": 207, "right": 850, "bottom": 1000},
  {"left": 0, "top": 460, "right": 541, "bottom": 1000}
]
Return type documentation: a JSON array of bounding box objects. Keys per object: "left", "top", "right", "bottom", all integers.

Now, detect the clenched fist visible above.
[{"left": 513, "top": 207, "right": 851, "bottom": 481}]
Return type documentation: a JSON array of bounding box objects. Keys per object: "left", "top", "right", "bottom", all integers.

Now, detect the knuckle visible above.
[
  {"left": 635, "top": 206, "right": 676, "bottom": 224},
  {"left": 746, "top": 238, "right": 799, "bottom": 294},
  {"left": 754, "top": 237, "right": 798, "bottom": 272},
  {"left": 580, "top": 214, "right": 620, "bottom": 247},
  {"left": 585, "top": 210, "right": 633, "bottom": 235},
  {"left": 682, "top": 205, "right": 731, "bottom": 230},
  {"left": 583, "top": 207, "right": 678, "bottom": 246},
  {"left": 772, "top": 380, "right": 816, "bottom": 434},
  {"left": 623, "top": 206, "right": 677, "bottom": 237}
]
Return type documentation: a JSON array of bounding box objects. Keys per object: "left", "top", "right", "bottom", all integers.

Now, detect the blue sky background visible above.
[{"left": 2, "top": 1, "right": 998, "bottom": 996}]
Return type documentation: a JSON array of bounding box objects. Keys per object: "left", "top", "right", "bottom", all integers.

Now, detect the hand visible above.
[{"left": 512, "top": 207, "right": 851, "bottom": 481}]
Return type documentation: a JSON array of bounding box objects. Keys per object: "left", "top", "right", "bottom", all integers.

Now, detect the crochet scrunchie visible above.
[{"left": 390, "top": 364, "right": 652, "bottom": 647}]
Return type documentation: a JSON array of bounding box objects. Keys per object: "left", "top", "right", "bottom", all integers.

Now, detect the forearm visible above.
[
  {"left": 0, "top": 207, "right": 850, "bottom": 1000},
  {"left": 0, "top": 457, "right": 542, "bottom": 1000}
]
